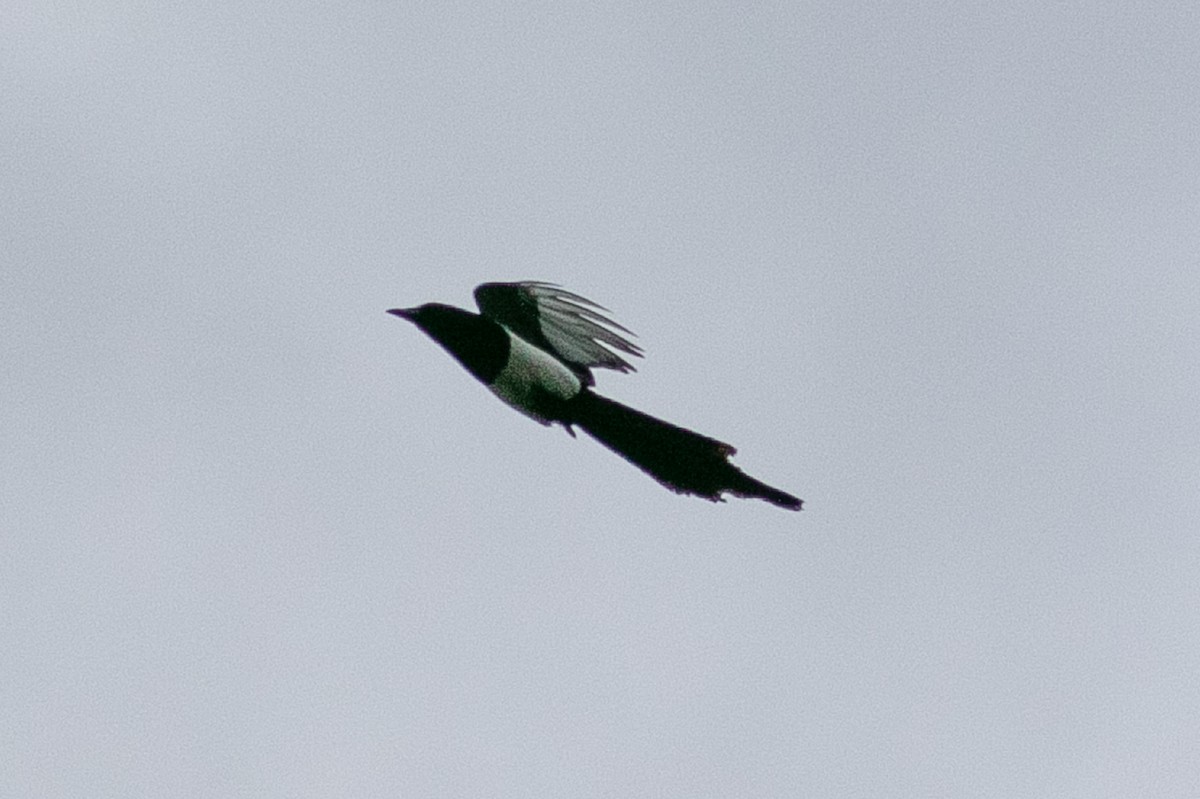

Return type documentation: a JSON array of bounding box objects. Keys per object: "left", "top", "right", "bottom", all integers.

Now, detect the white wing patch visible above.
[{"left": 521, "top": 282, "right": 642, "bottom": 373}]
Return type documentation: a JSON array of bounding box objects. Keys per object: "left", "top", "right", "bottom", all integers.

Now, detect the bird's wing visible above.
[{"left": 474, "top": 282, "right": 643, "bottom": 382}]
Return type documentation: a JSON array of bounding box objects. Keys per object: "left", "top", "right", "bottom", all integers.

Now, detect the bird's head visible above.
[
  {"left": 387, "top": 303, "right": 506, "bottom": 379},
  {"left": 387, "top": 303, "right": 472, "bottom": 333}
]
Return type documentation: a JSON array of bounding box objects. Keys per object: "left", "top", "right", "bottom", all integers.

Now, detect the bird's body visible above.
[
  {"left": 388, "top": 282, "right": 802, "bottom": 511},
  {"left": 488, "top": 326, "right": 582, "bottom": 424}
]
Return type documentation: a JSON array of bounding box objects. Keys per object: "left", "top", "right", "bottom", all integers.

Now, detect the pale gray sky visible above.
[{"left": 4, "top": 3, "right": 1199, "bottom": 796}]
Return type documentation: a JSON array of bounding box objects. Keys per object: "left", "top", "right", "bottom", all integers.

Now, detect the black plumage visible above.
[{"left": 387, "top": 282, "right": 802, "bottom": 511}]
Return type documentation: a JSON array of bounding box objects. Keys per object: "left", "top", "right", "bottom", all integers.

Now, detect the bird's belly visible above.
[{"left": 489, "top": 332, "right": 582, "bottom": 424}]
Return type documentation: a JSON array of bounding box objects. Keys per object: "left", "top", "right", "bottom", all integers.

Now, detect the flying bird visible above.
[{"left": 387, "top": 282, "right": 802, "bottom": 510}]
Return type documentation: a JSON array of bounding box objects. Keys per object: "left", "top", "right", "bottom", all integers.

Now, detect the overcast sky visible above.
[{"left": 4, "top": 2, "right": 1199, "bottom": 796}]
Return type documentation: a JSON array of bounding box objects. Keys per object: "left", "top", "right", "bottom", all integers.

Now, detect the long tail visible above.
[{"left": 566, "top": 390, "right": 802, "bottom": 511}]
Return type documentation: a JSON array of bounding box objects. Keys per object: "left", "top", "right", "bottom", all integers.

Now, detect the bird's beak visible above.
[{"left": 387, "top": 307, "right": 416, "bottom": 321}]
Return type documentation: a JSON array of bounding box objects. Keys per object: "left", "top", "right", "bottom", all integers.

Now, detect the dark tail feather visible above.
[{"left": 567, "top": 390, "right": 802, "bottom": 511}]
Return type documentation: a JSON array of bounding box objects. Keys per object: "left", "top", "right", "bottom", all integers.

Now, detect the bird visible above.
[{"left": 387, "top": 281, "right": 802, "bottom": 511}]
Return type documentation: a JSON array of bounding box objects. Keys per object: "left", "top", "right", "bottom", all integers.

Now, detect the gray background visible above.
[{"left": 4, "top": 3, "right": 1198, "bottom": 796}]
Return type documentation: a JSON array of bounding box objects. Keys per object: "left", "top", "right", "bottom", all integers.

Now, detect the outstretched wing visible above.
[{"left": 474, "top": 281, "right": 643, "bottom": 385}]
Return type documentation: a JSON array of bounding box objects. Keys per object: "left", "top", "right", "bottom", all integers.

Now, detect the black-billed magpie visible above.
[{"left": 387, "top": 282, "right": 802, "bottom": 511}]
